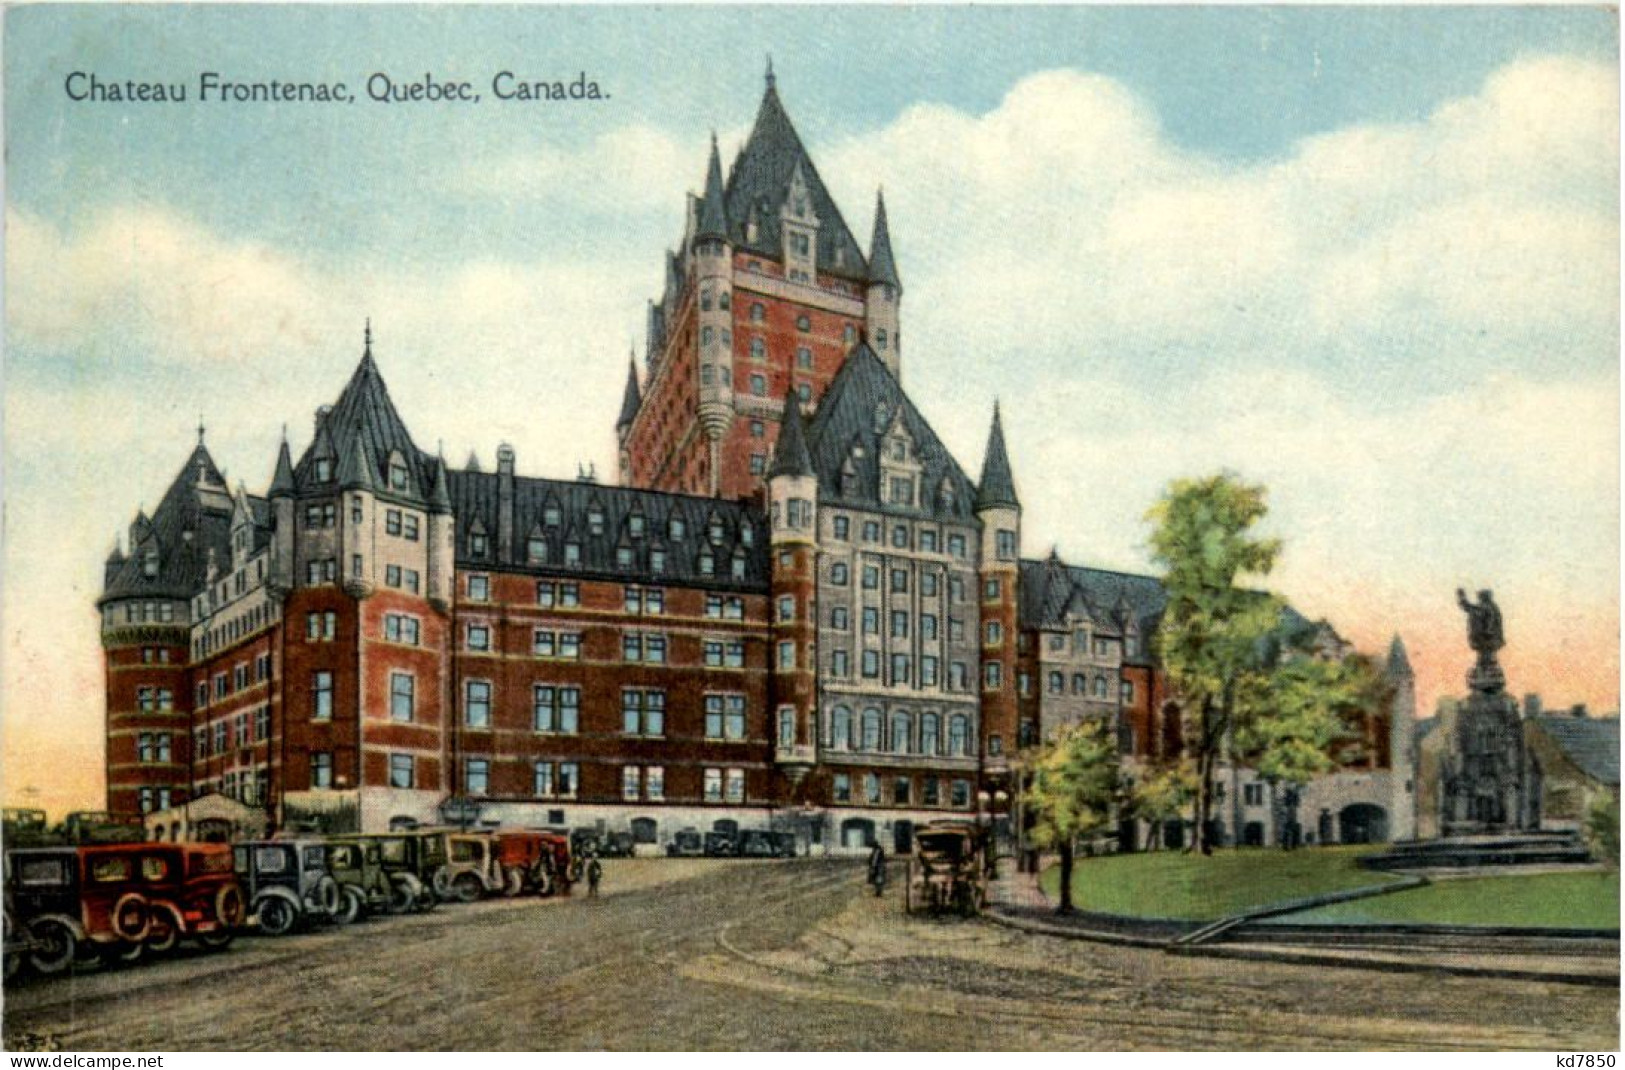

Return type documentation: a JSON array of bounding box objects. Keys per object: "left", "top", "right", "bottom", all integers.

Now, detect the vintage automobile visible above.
[
  {"left": 598, "top": 831, "right": 635, "bottom": 858},
  {"left": 132, "top": 843, "right": 244, "bottom": 954},
  {"left": 702, "top": 831, "right": 737, "bottom": 858},
  {"left": 737, "top": 830, "right": 780, "bottom": 858},
  {"left": 488, "top": 830, "right": 571, "bottom": 897},
  {"left": 904, "top": 822, "right": 988, "bottom": 917},
  {"left": 60, "top": 811, "right": 146, "bottom": 845},
  {"left": 771, "top": 831, "right": 798, "bottom": 859},
  {"left": 2, "top": 808, "right": 52, "bottom": 848},
  {"left": 443, "top": 831, "right": 505, "bottom": 902},
  {"left": 323, "top": 838, "right": 403, "bottom": 921},
  {"left": 666, "top": 828, "right": 704, "bottom": 857},
  {"left": 232, "top": 840, "right": 341, "bottom": 936},
  {"left": 365, "top": 831, "right": 447, "bottom": 911},
  {"left": 8, "top": 847, "right": 138, "bottom": 973}
]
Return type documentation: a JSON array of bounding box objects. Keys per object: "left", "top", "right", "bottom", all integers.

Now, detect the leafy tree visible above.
[
  {"left": 1583, "top": 792, "right": 1619, "bottom": 870},
  {"left": 1027, "top": 720, "right": 1121, "bottom": 914},
  {"left": 1129, "top": 761, "right": 1197, "bottom": 852},
  {"left": 1147, "top": 473, "right": 1282, "bottom": 855}
]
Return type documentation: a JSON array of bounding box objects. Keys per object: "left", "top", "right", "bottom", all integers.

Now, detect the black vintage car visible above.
[
  {"left": 771, "top": 831, "right": 798, "bottom": 859},
  {"left": 361, "top": 831, "right": 446, "bottom": 910},
  {"left": 702, "top": 831, "right": 737, "bottom": 858},
  {"left": 737, "top": 830, "right": 779, "bottom": 858},
  {"left": 232, "top": 840, "right": 340, "bottom": 935},
  {"left": 666, "top": 829, "right": 703, "bottom": 857}
]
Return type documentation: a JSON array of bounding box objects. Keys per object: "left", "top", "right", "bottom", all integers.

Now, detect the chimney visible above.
[{"left": 497, "top": 444, "right": 515, "bottom": 563}]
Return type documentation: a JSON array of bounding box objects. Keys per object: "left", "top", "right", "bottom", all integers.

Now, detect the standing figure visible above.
[
  {"left": 586, "top": 854, "right": 603, "bottom": 899},
  {"left": 1456, "top": 588, "right": 1505, "bottom": 660},
  {"left": 866, "top": 839, "right": 886, "bottom": 897}
]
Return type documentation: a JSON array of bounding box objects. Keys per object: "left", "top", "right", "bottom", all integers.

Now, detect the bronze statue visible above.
[{"left": 1456, "top": 588, "right": 1505, "bottom": 658}]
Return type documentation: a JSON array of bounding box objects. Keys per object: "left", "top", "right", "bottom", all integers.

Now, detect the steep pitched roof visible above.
[
  {"left": 803, "top": 343, "right": 975, "bottom": 520},
  {"left": 975, "top": 403, "right": 1019, "bottom": 511},
  {"left": 294, "top": 337, "right": 428, "bottom": 501},
  {"left": 1387, "top": 635, "right": 1413, "bottom": 678},
  {"left": 768, "top": 390, "right": 814, "bottom": 479},
  {"left": 696, "top": 134, "right": 728, "bottom": 242},
  {"left": 268, "top": 437, "right": 296, "bottom": 498},
  {"left": 1533, "top": 716, "right": 1620, "bottom": 786},
  {"left": 1018, "top": 557, "right": 1168, "bottom": 642},
  {"left": 100, "top": 442, "right": 243, "bottom": 603},
  {"left": 616, "top": 358, "right": 643, "bottom": 430},
  {"left": 445, "top": 471, "right": 769, "bottom": 591},
  {"left": 867, "top": 190, "right": 901, "bottom": 290},
  {"left": 722, "top": 77, "right": 867, "bottom": 280}
]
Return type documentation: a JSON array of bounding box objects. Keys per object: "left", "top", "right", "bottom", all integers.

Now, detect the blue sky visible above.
[{"left": 4, "top": 5, "right": 1618, "bottom": 812}]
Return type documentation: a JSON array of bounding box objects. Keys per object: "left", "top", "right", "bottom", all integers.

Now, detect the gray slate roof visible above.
[
  {"left": 975, "top": 405, "right": 1019, "bottom": 510},
  {"left": 768, "top": 391, "right": 813, "bottom": 479},
  {"left": 804, "top": 343, "right": 976, "bottom": 522},
  {"left": 1018, "top": 556, "right": 1167, "bottom": 646},
  {"left": 294, "top": 348, "right": 431, "bottom": 503},
  {"left": 616, "top": 359, "right": 642, "bottom": 429},
  {"left": 867, "top": 190, "right": 901, "bottom": 290},
  {"left": 1533, "top": 716, "right": 1620, "bottom": 786},
  {"left": 721, "top": 80, "right": 868, "bottom": 281},
  {"left": 101, "top": 443, "right": 251, "bottom": 604},
  {"left": 446, "top": 470, "right": 769, "bottom": 591}
]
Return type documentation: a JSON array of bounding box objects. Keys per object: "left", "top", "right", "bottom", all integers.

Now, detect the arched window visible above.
[
  {"left": 719, "top": 292, "right": 731, "bottom": 311},
  {"left": 831, "top": 706, "right": 852, "bottom": 749},
  {"left": 750, "top": 338, "right": 766, "bottom": 361},
  {"left": 1049, "top": 672, "right": 1063, "bottom": 694},
  {"left": 948, "top": 714, "right": 969, "bottom": 756},
  {"left": 750, "top": 302, "right": 765, "bottom": 323},
  {"left": 749, "top": 374, "right": 766, "bottom": 397},
  {"left": 920, "top": 713, "right": 940, "bottom": 755},
  {"left": 861, "top": 708, "right": 882, "bottom": 751},
  {"left": 890, "top": 711, "right": 911, "bottom": 754},
  {"left": 700, "top": 290, "right": 713, "bottom": 311}
]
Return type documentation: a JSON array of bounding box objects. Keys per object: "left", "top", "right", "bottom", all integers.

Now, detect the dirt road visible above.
[{"left": 4, "top": 858, "right": 1615, "bottom": 1050}]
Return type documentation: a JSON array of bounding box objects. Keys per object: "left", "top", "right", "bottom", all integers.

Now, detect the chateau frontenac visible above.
[{"left": 100, "top": 72, "right": 1415, "bottom": 851}]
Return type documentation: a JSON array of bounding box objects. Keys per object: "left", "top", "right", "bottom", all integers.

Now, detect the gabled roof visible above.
[
  {"left": 721, "top": 76, "right": 867, "bottom": 280},
  {"left": 1532, "top": 716, "right": 1620, "bottom": 786},
  {"left": 803, "top": 343, "right": 975, "bottom": 520},
  {"left": 445, "top": 471, "right": 769, "bottom": 591},
  {"left": 1018, "top": 557, "right": 1168, "bottom": 643},
  {"left": 293, "top": 338, "right": 428, "bottom": 501},
  {"left": 975, "top": 403, "right": 1019, "bottom": 511},
  {"left": 101, "top": 441, "right": 259, "bottom": 604},
  {"left": 767, "top": 390, "right": 813, "bottom": 479}
]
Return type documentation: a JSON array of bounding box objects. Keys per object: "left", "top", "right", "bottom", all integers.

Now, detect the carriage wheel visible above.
[{"left": 26, "top": 918, "right": 77, "bottom": 976}]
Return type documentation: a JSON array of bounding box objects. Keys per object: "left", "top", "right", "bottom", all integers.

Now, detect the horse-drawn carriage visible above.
[{"left": 903, "top": 822, "right": 988, "bottom": 917}]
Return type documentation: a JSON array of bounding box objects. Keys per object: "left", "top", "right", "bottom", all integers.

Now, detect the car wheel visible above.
[
  {"left": 385, "top": 879, "right": 415, "bottom": 916},
  {"left": 145, "top": 910, "right": 181, "bottom": 955},
  {"left": 430, "top": 866, "right": 452, "bottom": 901},
  {"left": 452, "top": 872, "right": 483, "bottom": 904},
  {"left": 102, "top": 940, "right": 145, "bottom": 967},
  {"left": 111, "top": 892, "right": 151, "bottom": 943},
  {"left": 413, "top": 887, "right": 437, "bottom": 914},
  {"left": 333, "top": 888, "right": 365, "bottom": 926},
  {"left": 256, "top": 895, "right": 297, "bottom": 937},
  {"left": 25, "top": 917, "right": 76, "bottom": 976}
]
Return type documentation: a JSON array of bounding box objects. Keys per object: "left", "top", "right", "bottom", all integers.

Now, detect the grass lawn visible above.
[
  {"left": 1283, "top": 870, "right": 1621, "bottom": 929},
  {"left": 1036, "top": 845, "right": 1399, "bottom": 921}
]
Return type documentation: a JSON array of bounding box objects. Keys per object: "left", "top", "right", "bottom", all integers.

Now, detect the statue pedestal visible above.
[{"left": 1441, "top": 687, "right": 1536, "bottom": 837}]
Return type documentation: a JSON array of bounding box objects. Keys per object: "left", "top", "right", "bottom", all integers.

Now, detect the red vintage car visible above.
[
  {"left": 136, "top": 843, "right": 245, "bottom": 953},
  {"left": 491, "top": 830, "right": 574, "bottom": 897}
]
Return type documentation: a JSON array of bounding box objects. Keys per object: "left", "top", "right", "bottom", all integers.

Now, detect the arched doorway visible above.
[
  {"left": 1243, "top": 822, "right": 1265, "bottom": 847},
  {"left": 1338, "top": 804, "right": 1388, "bottom": 845},
  {"left": 630, "top": 817, "right": 658, "bottom": 844},
  {"left": 840, "top": 817, "right": 875, "bottom": 849}
]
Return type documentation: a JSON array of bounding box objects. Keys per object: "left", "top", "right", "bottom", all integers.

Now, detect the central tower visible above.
[{"left": 618, "top": 66, "right": 902, "bottom": 501}]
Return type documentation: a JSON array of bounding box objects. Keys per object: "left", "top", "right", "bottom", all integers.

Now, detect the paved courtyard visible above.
[{"left": 4, "top": 858, "right": 1616, "bottom": 1051}]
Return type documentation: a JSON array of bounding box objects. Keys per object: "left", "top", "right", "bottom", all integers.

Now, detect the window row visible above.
[
  {"left": 384, "top": 509, "right": 422, "bottom": 541},
  {"left": 194, "top": 653, "right": 272, "bottom": 708},
  {"left": 832, "top": 772, "right": 969, "bottom": 808},
  {"left": 827, "top": 650, "right": 967, "bottom": 691},
  {"left": 193, "top": 705, "right": 271, "bottom": 758},
  {"left": 826, "top": 707, "right": 973, "bottom": 757}
]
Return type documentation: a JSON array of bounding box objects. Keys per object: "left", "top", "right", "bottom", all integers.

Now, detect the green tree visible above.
[
  {"left": 1130, "top": 761, "right": 1197, "bottom": 852},
  {"left": 1147, "top": 473, "right": 1282, "bottom": 855},
  {"left": 1583, "top": 792, "right": 1619, "bottom": 870},
  {"left": 1028, "top": 720, "right": 1121, "bottom": 914}
]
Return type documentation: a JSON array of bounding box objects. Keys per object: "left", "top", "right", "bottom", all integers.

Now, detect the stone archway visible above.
[{"left": 1338, "top": 803, "right": 1388, "bottom": 845}]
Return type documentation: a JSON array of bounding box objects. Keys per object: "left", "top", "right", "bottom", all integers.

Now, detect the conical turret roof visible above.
[
  {"left": 617, "top": 357, "right": 643, "bottom": 429},
  {"left": 975, "top": 403, "right": 1020, "bottom": 511},
  {"left": 768, "top": 389, "right": 814, "bottom": 479},
  {"left": 1387, "top": 634, "right": 1413, "bottom": 677},
  {"left": 696, "top": 134, "right": 729, "bottom": 242},
  {"left": 867, "top": 189, "right": 901, "bottom": 291},
  {"left": 268, "top": 437, "right": 296, "bottom": 498}
]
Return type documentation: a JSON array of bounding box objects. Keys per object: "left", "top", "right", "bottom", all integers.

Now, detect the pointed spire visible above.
[
  {"left": 768, "top": 389, "right": 814, "bottom": 479},
  {"left": 465, "top": 449, "right": 483, "bottom": 473},
  {"left": 617, "top": 355, "right": 643, "bottom": 429},
  {"left": 269, "top": 435, "right": 297, "bottom": 498},
  {"left": 340, "top": 431, "right": 376, "bottom": 491},
  {"left": 428, "top": 452, "right": 452, "bottom": 514},
  {"left": 196, "top": 415, "right": 206, "bottom": 446},
  {"left": 696, "top": 132, "right": 728, "bottom": 241},
  {"left": 867, "top": 189, "right": 901, "bottom": 291},
  {"left": 975, "top": 402, "right": 1020, "bottom": 511},
  {"left": 1387, "top": 634, "right": 1413, "bottom": 677},
  {"left": 106, "top": 536, "right": 126, "bottom": 565},
  {"left": 765, "top": 55, "right": 775, "bottom": 91},
  {"left": 363, "top": 318, "right": 373, "bottom": 361}
]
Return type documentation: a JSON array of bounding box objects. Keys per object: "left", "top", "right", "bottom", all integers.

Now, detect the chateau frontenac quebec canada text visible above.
[{"left": 103, "top": 70, "right": 1421, "bottom": 853}]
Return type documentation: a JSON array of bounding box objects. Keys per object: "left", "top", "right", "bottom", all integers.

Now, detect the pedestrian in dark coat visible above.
[{"left": 586, "top": 855, "right": 603, "bottom": 898}]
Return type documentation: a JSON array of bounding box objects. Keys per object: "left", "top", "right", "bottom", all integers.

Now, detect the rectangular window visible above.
[
  {"left": 404, "top": 569, "right": 420, "bottom": 594},
  {"left": 466, "top": 759, "right": 490, "bottom": 795},
  {"left": 389, "top": 754, "right": 415, "bottom": 789},
  {"left": 863, "top": 608, "right": 879, "bottom": 635},
  {"left": 703, "top": 768, "right": 723, "bottom": 802},
  {"left": 725, "top": 768, "right": 746, "bottom": 803},
  {"left": 891, "top": 569, "right": 909, "bottom": 593},
  {"left": 311, "top": 752, "right": 333, "bottom": 788},
  {"left": 645, "top": 766, "right": 665, "bottom": 801},
  {"left": 891, "top": 610, "right": 909, "bottom": 638},
  {"left": 386, "top": 509, "right": 402, "bottom": 536},
  {"left": 256, "top": 706, "right": 270, "bottom": 742},
  {"left": 922, "top": 572, "right": 939, "bottom": 597},
  {"left": 862, "top": 565, "right": 880, "bottom": 590},
  {"left": 831, "top": 650, "right": 849, "bottom": 677},
  {"left": 560, "top": 583, "right": 580, "bottom": 607},
  {"left": 864, "top": 773, "right": 881, "bottom": 804},
  {"left": 536, "top": 582, "right": 555, "bottom": 607},
  {"left": 983, "top": 661, "right": 1003, "bottom": 690},
  {"left": 622, "top": 765, "right": 641, "bottom": 801},
  {"left": 1244, "top": 783, "right": 1265, "bottom": 807},
  {"left": 862, "top": 650, "right": 880, "bottom": 678},
  {"left": 312, "top": 671, "right": 333, "bottom": 720},
  {"left": 560, "top": 633, "right": 581, "bottom": 659},
  {"left": 894, "top": 777, "right": 912, "bottom": 806},
  {"left": 558, "top": 762, "right": 579, "bottom": 798},
  {"left": 468, "top": 575, "right": 489, "bottom": 601},
  {"left": 777, "top": 641, "right": 795, "bottom": 670},
  {"left": 923, "top": 777, "right": 940, "bottom": 806},
  {"left": 952, "top": 780, "right": 971, "bottom": 808},
  {"left": 533, "top": 686, "right": 580, "bottom": 733},
  {"left": 920, "top": 656, "right": 939, "bottom": 686},
  {"left": 403, "top": 515, "right": 420, "bottom": 541},
  {"left": 351, "top": 553, "right": 363, "bottom": 578},
  {"left": 214, "top": 721, "right": 227, "bottom": 754},
  {"left": 390, "top": 672, "right": 415, "bottom": 722},
  {"left": 467, "top": 624, "right": 491, "bottom": 652},
  {"left": 533, "top": 629, "right": 555, "bottom": 657},
  {"left": 233, "top": 665, "right": 248, "bottom": 691},
  {"left": 466, "top": 680, "right": 492, "bottom": 727},
  {"left": 777, "top": 595, "right": 795, "bottom": 623},
  {"left": 533, "top": 762, "right": 553, "bottom": 797},
  {"left": 891, "top": 654, "right": 911, "bottom": 685}
]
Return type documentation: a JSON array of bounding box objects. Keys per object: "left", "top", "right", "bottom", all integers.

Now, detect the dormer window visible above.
[
  {"left": 564, "top": 541, "right": 581, "bottom": 567},
  {"left": 469, "top": 532, "right": 488, "bottom": 558},
  {"left": 388, "top": 454, "right": 408, "bottom": 492},
  {"left": 314, "top": 458, "right": 333, "bottom": 482},
  {"left": 544, "top": 503, "right": 561, "bottom": 527},
  {"left": 629, "top": 514, "right": 645, "bottom": 538},
  {"left": 789, "top": 232, "right": 810, "bottom": 257},
  {"left": 739, "top": 523, "right": 754, "bottom": 547},
  {"left": 731, "top": 550, "right": 747, "bottom": 580},
  {"left": 527, "top": 534, "right": 548, "bottom": 563},
  {"left": 588, "top": 506, "right": 605, "bottom": 536},
  {"left": 143, "top": 551, "right": 159, "bottom": 578},
  {"left": 708, "top": 518, "right": 725, "bottom": 543},
  {"left": 616, "top": 546, "right": 633, "bottom": 568},
  {"left": 698, "top": 551, "right": 714, "bottom": 576},
  {"left": 669, "top": 517, "right": 685, "bottom": 541}
]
